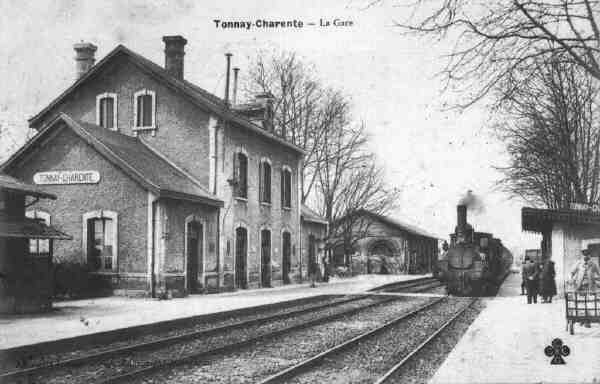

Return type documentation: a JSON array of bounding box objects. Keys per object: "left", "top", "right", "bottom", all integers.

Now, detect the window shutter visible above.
[
  {"left": 259, "top": 162, "right": 264, "bottom": 202},
  {"left": 136, "top": 95, "right": 143, "bottom": 126},
  {"left": 233, "top": 153, "right": 239, "bottom": 196},
  {"left": 240, "top": 155, "right": 247, "bottom": 198},
  {"left": 106, "top": 98, "right": 114, "bottom": 129},
  {"left": 265, "top": 164, "right": 271, "bottom": 203},
  {"left": 142, "top": 94, "right": 153, "bottom": 126},
  {"left": 281, "top": 169, "right": 285, "bottom": 207}
]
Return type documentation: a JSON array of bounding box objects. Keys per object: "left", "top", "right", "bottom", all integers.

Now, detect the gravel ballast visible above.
[
  {"left": 134, "top": 296, "right": 438, "bottom": 383},
  {"left": 23, "top": 295, "right": 394, "bottom": 384},
  {"left": 5, "top": 295, "right": 351, "bottom": 371},
  {"left": 275, "top": 297, "right": 474, "bottom": 384},
  {"left": 381, "top": 298, "right": 486, "bottom": 384}
]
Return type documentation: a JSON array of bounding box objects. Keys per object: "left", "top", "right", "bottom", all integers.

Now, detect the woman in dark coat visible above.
[{"left": 539, "top": 259, "right": 557, "bottom": 303}]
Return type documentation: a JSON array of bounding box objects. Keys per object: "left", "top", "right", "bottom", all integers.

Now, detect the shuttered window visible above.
[
  {"left": 234, "top": 152, "right": 248, "bottom": 198},
  {"left": 134, "top": 89, "right": 156, "bottom": 129},
  {"left": 99, "top": 97, "right": 114, "bottom": 129},
  {"left": 259, "top": 161, "right": 271, "bottom": 204},
  {"left": 96, "top": 93, "right": 117, "bottom": 130},
  {"left": 281, "top": 168, "right": 292, "bottom": 208}
]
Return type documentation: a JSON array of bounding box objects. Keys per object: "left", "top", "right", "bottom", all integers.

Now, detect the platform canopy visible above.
[
  {"left": 522, "top": 207, "right": 600, "bottom": 233},
  {"left": 0, "top": 217, "right": 71, "bottom": 239}
]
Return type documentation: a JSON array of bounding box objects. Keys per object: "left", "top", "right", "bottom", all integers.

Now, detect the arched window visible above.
[
  {"left": 233, "top": 152, "right": 248, "bottom": 198},
  {"left": 96, "top": 92, "right": 117, "bottom": 130},
  {"left": 83, "top": 210, "right": 118, "bottom": 271},
  {"left": 133, "top": 89, "right": 156, "bottom": 129},
  {"left": 259, "top": 159, "right": 272, "bottom": 204},
  {"left": 281, "top": 166, "right": 292, "bottom": 209},
  {"left": 26, "top": 210, "right": 50, "bottom": 258}
]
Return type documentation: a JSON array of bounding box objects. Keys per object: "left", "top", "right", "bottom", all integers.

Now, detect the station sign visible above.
[
  {"left": 569, "top": 202, "right": 600, "bottom": 213},
  {"left": 33, "top": 170, "right": 100, "bottom": 185}
]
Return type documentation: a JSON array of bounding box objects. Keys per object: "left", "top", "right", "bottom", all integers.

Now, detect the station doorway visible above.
[
  {"left": 282, "top": 231, "right": 291, "bottom": 284},
  {"left": 261, "top": 229, "right": 271, "bottom": 287},
  {"left": 186, "top": 221, "right": 203, "bottom": 293},
  {"left": 235, "top": 227, "right": 248, "bottom": 289}
]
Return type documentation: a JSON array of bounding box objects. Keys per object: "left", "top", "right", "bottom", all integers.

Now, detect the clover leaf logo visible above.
[{"left": 544, "top": 338, "right": 570, "bottom": 365}]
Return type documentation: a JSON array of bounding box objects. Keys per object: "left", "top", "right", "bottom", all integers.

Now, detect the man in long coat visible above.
[{"left": 523, "top": 258, "right": 540, "bottom": 304}]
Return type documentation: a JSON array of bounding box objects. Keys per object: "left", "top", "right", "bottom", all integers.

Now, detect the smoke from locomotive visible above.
[{"left": 437, "top": 202, "right": 513, "bottom": 296}]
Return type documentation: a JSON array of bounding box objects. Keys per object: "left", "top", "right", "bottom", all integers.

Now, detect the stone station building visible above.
[{"left": 1, "top": 36, "right": 326, "bottom": 297}]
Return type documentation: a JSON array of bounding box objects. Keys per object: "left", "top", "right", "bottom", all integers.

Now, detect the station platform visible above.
[
  {"left": 431, "top": 273, "right": 600, "bottom": 383},
  {"left": 0, "top": 274, "right": 428, "bottom": 350}
]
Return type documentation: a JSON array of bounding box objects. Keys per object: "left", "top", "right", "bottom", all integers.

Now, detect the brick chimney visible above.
[
  {"left": 73, "top": 42, "right": 97, "bottom": 79},
  {"left": 162, "top": 35, "right": 187, "bottom": 80}
]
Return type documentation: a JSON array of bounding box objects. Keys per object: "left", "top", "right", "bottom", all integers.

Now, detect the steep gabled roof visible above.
[
  {"left": 28, "top": 44, "right": 304, "bottom": 155},
  {"left": 2, "top": 114, "right": 223, "bottom": 207},
  {"left": 301, "top": 204, "right": 328, "bottom": 225},
  {"left": 0, "top": 173, "right": 56, "bottom": 199}
]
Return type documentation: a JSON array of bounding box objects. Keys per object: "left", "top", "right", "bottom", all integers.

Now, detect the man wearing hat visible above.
[
  {"left": 570, "top": 248, "right": 600, "bottom": 327},
  {"left": 571, "top": 248, "right": 600, "bottom": 293}
]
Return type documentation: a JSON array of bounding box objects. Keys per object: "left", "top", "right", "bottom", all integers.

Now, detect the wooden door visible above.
[{"left": 235, "top": 227, "right": 248, "bottom": 289}]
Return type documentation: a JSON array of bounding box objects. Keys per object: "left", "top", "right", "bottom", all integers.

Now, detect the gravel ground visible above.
[
  {"left": 6, "top": 295, "right": 352, "bottom": 371},
  {"left": 24, "top": 295, "right": 393, "bottom": 384},
  {"left": 279, "top": 297, "right": 474, "bottom": 384},
  {"left": 381, "top": 299, "right": 486, "bottom": 384},
  {"left": 134, "top": 295, "right": 436, "bottom": 383}
]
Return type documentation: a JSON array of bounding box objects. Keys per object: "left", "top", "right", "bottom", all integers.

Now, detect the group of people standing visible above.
[{"left": 521, "top": 257, "right": 557, "bottom": 304}]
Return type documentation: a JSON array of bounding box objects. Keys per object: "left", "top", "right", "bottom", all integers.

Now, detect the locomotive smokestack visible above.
[{"left": 457, "top": 204, "right": 467, "bottom": 230}]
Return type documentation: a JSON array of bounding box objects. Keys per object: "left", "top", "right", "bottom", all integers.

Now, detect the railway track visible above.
[
  {"left": 258, "top": 297, "right": 476, "bottom": 384},
  {"left": 369, "top": 276, "right": 444, "bottom": 293},
  {"left": 1, "top": 294, "right": 400, "bottom": 384}
]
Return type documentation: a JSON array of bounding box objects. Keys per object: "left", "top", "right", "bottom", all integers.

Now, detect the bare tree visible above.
[
  {"left": 312, "top": 122, "right": 400, "bottom": 265},
  {"left": 394, "top": 0, "right": 600, "bottom": 107},
  {"left": 243, "top": 50, "right": 351, "bottom": 202},
  {"left": 497, "top": 57, "right": 600, "bottom": 209}
]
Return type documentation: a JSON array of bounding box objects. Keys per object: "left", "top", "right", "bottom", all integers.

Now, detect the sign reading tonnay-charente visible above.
[{"left": 33, "top": 171, "right": 100, "bottom": 185}]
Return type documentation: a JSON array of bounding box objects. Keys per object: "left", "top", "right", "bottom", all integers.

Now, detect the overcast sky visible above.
[{"left": 0, "top": 0, "right": 541, "bottom": 256}]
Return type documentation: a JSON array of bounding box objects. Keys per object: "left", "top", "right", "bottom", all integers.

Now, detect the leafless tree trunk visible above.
[
  {"left": 497, "top": 57, "right": 600, "bottom": 209},
  {"left": 393, "top": 0, "right": 600, "bottom": 107},
  {"left": 312, "top": 122, "right": 400, "bottom": 266}
]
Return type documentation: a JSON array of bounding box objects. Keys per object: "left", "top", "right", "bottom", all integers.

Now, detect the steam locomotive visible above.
[{"left": 437, "top": 205, "right": 513, "bottom": 296}]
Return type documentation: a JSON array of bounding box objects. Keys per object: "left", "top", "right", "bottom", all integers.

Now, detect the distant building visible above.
[
  {"left": 1, "top": 36, "right": 326, "bottom": 297},
  {"left": 331, "top": 210, "right": 440, "bottom": 275},
  {"left": 0, "top": 174, "right": 70, "bottom": 313}
]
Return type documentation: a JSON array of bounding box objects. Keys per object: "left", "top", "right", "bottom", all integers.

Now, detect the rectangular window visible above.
[
  {"left": 234, "top": 153, "right": 248, "bottom": 198},
  {"left": 26, "top": 211, "right": 50, "bottom": 258},
  {"left": 99, "top": 97, "right": 114, "bottom": 129},
  {"left": 88, "top": 218, "right": 114, "bottom": 270},
  {"left": 281, "top": 169, "right": 292, "bottom": 208},
  {"left": 260, "top": 162, "right": 271, "bottom": 204},
  {"left": 135, "top": 92, "right": 155, "bottom": 128}
]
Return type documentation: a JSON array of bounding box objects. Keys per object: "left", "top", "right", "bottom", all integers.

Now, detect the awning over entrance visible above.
[
  {"left": 0, "top": 217, "right": 71, "bottom": 239},
  {"left": 522, "top": 207, "right": 600, "bottom": 233}
]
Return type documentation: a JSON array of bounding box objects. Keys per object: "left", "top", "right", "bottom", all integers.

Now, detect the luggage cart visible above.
[{"left": 565, "top": 283, "right": 600, "bottom": 334}]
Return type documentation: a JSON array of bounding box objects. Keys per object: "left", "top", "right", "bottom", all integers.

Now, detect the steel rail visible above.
[
  {"left": 2, "top": 278, "right": 440, "bottom": 383},
  {"left": 0, "top": 294, "right": 364, "bottom": 381},
  {"left": 373, "top": 298, "right": 477, "bottom": 384},
  {"left": 370, "top": 277, "right": 441, "bottom": 292},
  {"left": 257, "top": 296, "right": 447, "bottom": 384},
  {"left": 96, "top": 294, "right": 402, "bottom": 384}
]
